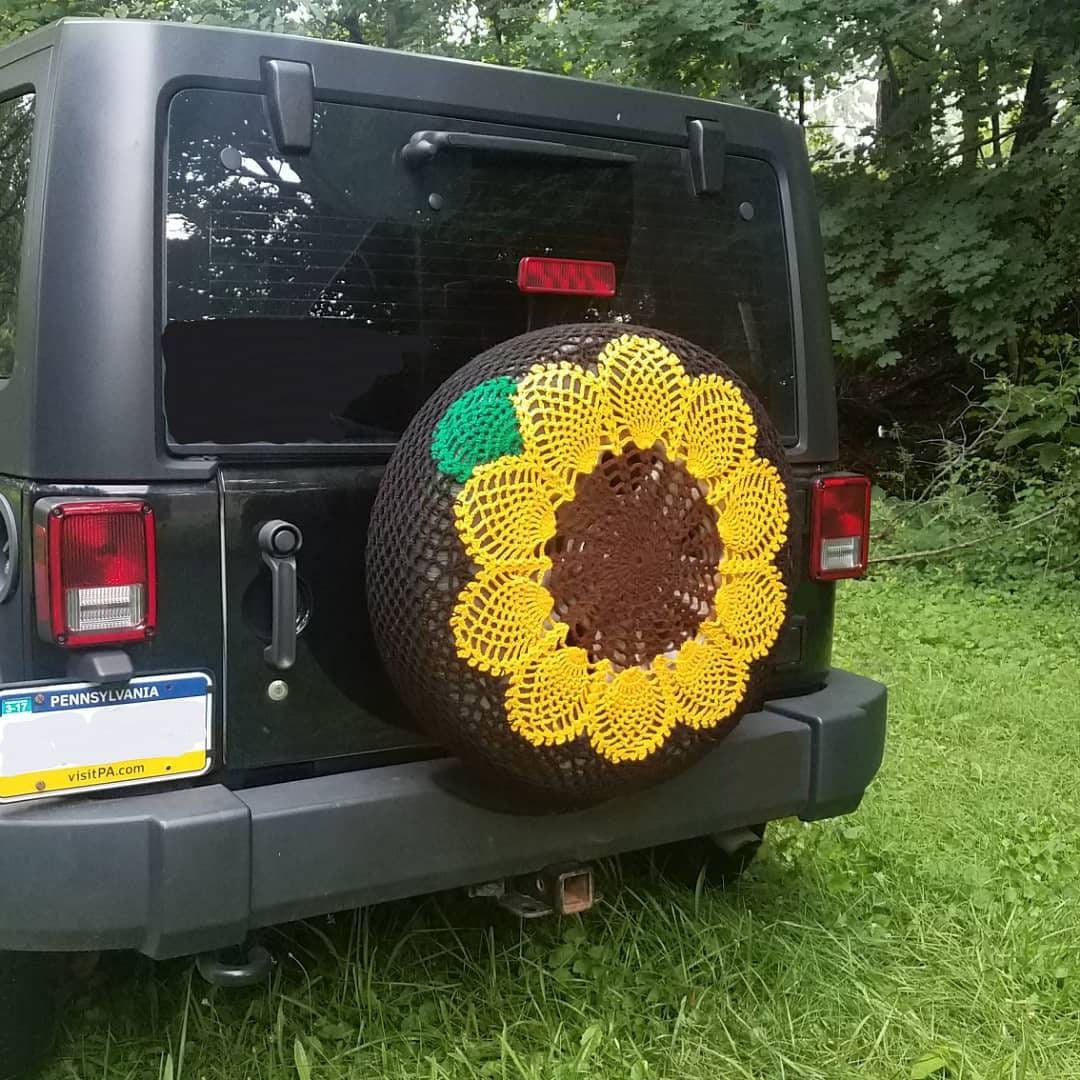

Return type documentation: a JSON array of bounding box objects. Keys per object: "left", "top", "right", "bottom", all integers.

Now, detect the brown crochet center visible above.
[{"left": 544, "top": 446, "right": 724, "bottom": 671}]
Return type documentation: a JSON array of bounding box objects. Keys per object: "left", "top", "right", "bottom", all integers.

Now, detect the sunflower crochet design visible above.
[{"left": 436, "top": 334, "right": 789, "bottom": 765}]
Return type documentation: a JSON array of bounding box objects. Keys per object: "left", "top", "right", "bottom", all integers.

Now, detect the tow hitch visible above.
[{"left": 470, "top": 862, "right": 596, "bottom": 918}]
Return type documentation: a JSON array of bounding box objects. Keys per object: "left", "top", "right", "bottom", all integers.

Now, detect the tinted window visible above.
[
  {"left": 0, "top": 92, "right": 34, "bottom": 380},
  {"left": 165, "top": 89, "right": 796, "bottom": 446}
]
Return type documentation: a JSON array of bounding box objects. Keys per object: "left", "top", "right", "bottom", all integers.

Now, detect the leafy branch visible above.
[{"left": 870, "top": 504, "right": 1062, "bottom": 564}]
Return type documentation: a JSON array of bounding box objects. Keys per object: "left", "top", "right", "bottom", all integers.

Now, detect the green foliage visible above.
[
  {"left": 293, "top": 1035, "right": 313, "bottom": 1080},
  {"left": 872, "top": 333, "right": 1080, "bottom": 580},
  {"left": 872, "top": 475, "right": 1079, "bottom": 587},
  {"left": 984, "top": 334, "right": 1080, "bottom": 475},
  {"left": 311, "top": 0, "right": 468, "bottom": 51},
  {"left": 0, "top": 0, "right": 301, "bottom": 43},
  {"left": 821, "top": 138, "right": 1080, "bottom": 370}
]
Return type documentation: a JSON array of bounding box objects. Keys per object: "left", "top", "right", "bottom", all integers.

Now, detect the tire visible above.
[
  {"left": 367, "top": 324, "right": 793, "bottom": 806},
  {"left": 0, "top": 952, "right": 54, "bottom": 1080}
]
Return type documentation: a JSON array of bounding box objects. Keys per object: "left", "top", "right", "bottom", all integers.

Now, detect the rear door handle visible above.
[{"left": 257, "top": 520, "right": 303, "bottom": 671}]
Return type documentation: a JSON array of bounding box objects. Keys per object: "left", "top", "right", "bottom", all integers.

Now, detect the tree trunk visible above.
[
  {"left": 336, "top": 11, "right": 365, "bottom": 44},
  {"left": 875, "top": 46, "right": 902, "bottom": 154},
  {"left": 960, "top": 59, "right": 981, "bottom": 169},
  {"left": 988, "top": 54, "right": 1002, "bottom": 166},
  {"left": 1013, "top": 56, "right": 1053, "bottom": 154},
  {"left": 384, "top": 6, "right": 400, "bottom": 50},
  {"left": 957, "top": 0, "right": 982, "bottom": 169}
]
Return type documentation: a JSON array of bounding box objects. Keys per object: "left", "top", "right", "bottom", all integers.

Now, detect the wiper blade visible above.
[{"left": 400, "top": 130, "right": 635, "bottom": 168}]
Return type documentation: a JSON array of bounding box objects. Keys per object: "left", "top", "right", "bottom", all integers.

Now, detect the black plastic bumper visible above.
[{"left": 0, "top": 669, "right": 885, "bottom": 959}]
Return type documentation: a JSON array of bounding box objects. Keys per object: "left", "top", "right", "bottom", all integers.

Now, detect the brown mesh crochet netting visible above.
[{"left": 366, "top": 325, "right": 792, "bottom": 806}]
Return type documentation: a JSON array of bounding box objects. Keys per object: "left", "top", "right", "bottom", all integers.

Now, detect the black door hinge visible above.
[{"left": 688, "top": 118, "right": 726, "bottom": 196}]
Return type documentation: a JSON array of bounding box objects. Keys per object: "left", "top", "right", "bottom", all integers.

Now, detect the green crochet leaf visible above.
[{"left": 431, "top": 376, "right": 523, "bottom": 482}]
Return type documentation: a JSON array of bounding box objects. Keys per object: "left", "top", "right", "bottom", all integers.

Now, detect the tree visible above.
[{"left": 0, "top": 0, "right": 299, "bottom": 45}]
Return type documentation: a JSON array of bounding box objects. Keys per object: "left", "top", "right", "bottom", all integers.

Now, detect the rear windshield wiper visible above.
[{"left": 400, "top": 130, "right": 635, "bottom": 168}]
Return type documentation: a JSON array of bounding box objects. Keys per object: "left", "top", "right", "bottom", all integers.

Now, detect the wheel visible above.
[
  {"left": 367, "top": 324, "right": 793, "bottom": 806},
  {"left": 0, "top": 952, "right": 54, "bottom": 1080}
]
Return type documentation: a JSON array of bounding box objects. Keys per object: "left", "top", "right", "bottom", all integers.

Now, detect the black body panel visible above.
[
  {"left": 220, "top": 465, "right": 425, "bottom": 769},
  {"left": 17, "top": 482, "right": 225, "bottom": 745},
  {"left": 0, "top": 481, "right": 27, "bottom": 685}
]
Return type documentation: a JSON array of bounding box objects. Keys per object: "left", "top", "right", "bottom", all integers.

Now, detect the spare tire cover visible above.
[{"left": 366, "top": 325, "right": 792, "bottom": 804}]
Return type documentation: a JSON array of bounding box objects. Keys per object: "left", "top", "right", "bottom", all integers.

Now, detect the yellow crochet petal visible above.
[
  {"left": 709, "top": 457, "right": 789, "bottom": 561},
  {"left": 678, "top": 374, "right": 758, "bottom": 483},
  {"left": 505, "top": 645, "right": 600, "bottom": 747},
  {"left": 596, "top": 334, "right": 689, "bottom": 451},
  {"left": 705, "top": 558, "right": 788, "bottom": 659},
  {"left": 588, "top": 666, "right": 674, "bottom": 764},
  {"left": 454, "top": 456, "right": 559, "bottom": 567},
  {"left": 657, "top": 639, "right": 750, "bottom": 731},
  {"left": 450, "top": 564, "right": 559, "bottom": 676},
  {"left": 513, "top": 362, "right": 613, "bottom": 496}
]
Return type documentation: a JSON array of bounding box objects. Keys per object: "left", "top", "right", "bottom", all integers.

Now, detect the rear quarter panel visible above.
[{"left": 23, "top": 482, "right": 226, "bottom": 766}]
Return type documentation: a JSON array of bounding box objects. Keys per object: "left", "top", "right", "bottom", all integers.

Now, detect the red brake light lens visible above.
[
  {"left": 34, "top": 500, "right": 157, "bottom": 647},
  {"left": 809, "top": 475, "right": 871, "bottom": 581},
  {"left": 517, "top": 257, "right": 616, "bottom": 297}
]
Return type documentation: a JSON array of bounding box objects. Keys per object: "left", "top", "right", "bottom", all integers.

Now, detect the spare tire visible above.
[{"left": 367, "top": 325, "right": 791, "bottom": 805}]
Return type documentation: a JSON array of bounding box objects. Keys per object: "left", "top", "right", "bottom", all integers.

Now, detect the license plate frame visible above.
[{"left": 0, "top": 672, "right": 213, "bottom": 803}]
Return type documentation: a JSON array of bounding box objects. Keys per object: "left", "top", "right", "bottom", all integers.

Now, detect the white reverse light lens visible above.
[
  {"left": 819, "top": 536, "right": 861, "bottom": 573},
  {"left": 65, "top": 585, "right": 146, "bottom": 634}
]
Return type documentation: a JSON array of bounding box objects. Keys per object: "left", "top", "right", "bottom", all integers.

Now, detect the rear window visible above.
[
  {"left": 0, "top": 92, "right": 34, "bottom": 380},
  {"left": 164, "top": 89, "right": 796, "bottom": 447}
]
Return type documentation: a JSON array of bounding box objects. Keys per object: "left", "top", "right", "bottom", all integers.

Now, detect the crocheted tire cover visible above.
[{"left": 366, "top": 325, "right": 793, "bottom": 805}]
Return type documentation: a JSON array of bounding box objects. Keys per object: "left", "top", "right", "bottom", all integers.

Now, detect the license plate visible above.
[{"left": 0, "top": 673, "right": 212, "bottom": 803}]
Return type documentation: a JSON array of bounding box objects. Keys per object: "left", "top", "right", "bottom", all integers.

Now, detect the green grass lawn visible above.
[{"left": 47, "top": 572, "right": 1080, "bottom": 1080}]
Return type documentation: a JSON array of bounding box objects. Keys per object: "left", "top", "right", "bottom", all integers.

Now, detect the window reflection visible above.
[
  {"left": 0, "top": 93, "right": 34, "bottom": 380},
  {"left": 164, "top": 90, "right": 796, "bottom": 445}
]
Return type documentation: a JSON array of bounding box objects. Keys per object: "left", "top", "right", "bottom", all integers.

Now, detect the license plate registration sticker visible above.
[{"left": 0, "top": 673, "right": 212, "bottom": 802}]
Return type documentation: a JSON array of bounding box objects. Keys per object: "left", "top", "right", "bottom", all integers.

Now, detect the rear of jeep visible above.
[{"left": 0, "top": 18, "right": 885, "bottom": 1076}]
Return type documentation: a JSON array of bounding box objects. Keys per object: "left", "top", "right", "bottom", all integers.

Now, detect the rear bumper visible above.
[{"left": 0, "top": 669, "right": 885, "bottom": 959}]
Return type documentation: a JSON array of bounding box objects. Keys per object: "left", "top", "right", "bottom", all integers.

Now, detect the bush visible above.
[{"left": 871, "top": 337, "right": 1080, "bottom": 583}]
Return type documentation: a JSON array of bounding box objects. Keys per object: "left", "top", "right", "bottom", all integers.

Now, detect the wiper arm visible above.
[{"left": 400, "top": 130, "right": 635, "bottom": 168}]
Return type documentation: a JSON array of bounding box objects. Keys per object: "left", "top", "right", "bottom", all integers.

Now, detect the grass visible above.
[{"left": 45, "top": 571, "right": 1080, "bottom": 1080}]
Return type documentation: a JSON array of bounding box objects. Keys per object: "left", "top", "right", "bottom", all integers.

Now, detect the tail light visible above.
[
  {"left": 517, "top": 257, "right": 616, "bottom": 297},
  {"left": 33, "top": 499, "right": 157, "bottom": 647},
  {"left": 809, "top": 475, "right": 871, "bottom": 581}
]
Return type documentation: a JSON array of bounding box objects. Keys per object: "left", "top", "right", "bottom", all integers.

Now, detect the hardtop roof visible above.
[{"left": 2, "top": 16, "right": 776, "bottom": 145}]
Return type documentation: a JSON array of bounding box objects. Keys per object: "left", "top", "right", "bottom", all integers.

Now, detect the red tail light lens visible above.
[
  {"left": 34, "top": 500, "right": 157, "bottom": 646},
  {"left": 517, "top": 257, "right": 616, "bottom": 297},
  {"left": 809, "top": 475, "right": 871, "bottom": 581}
]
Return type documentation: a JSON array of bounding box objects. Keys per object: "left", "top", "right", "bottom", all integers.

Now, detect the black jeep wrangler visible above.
[{"left": 0, "top": 18, "right": 886, "bottom": 1076}]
